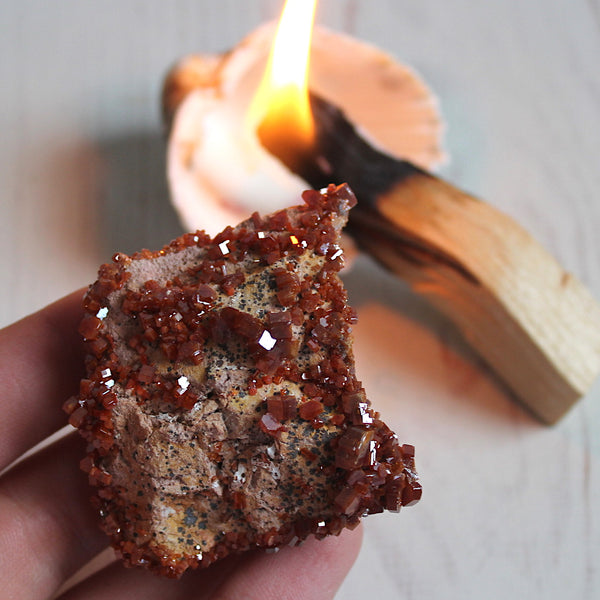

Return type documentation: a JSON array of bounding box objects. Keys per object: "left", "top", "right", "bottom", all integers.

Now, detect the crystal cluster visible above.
[{"left": 64, "top": 184, "right": 420, "bottom": 578}]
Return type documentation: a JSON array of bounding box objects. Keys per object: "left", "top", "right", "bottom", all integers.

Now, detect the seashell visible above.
[{"left": 164, "top": 22, "right": 446, "bottom": 235}]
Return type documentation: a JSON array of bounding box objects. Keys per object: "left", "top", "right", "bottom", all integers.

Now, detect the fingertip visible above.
[{"left": 212, "top": 525, "right": 364, "bottom": 600}]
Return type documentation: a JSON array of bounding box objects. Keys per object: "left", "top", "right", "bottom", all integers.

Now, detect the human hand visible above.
[{"left": 0, "top": 291, "right": 363, "bottom": 600}]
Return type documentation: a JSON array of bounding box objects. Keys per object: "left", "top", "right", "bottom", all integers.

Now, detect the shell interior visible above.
[{"left": 167, "top": 23, "right": 446, "bottom": 235}]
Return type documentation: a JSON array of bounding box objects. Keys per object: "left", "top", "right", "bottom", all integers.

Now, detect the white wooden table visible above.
[{"left": 1, "top": 1, "right": 599, "bottom": 598}]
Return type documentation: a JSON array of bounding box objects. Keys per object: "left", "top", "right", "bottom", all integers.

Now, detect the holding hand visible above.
[{"left": 0, "top": 292, "right": 362, "bottom": 600}]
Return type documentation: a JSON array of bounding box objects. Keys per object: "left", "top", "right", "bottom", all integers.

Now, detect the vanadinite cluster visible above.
[{"left": 64, "top": 183, "right": 421, "bottom": 578}]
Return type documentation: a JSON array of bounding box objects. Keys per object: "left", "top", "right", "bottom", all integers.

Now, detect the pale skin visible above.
[{"left": 0, "top": 291, "right": 362, "bottom": 600}]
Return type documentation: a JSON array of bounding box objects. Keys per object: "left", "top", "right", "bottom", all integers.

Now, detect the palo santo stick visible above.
[
  {"left": 260, "top": 95, "right": 600, "bottom": 424},
  {"left": 350, "top": 169, "right": 600, "bottom": 423}
]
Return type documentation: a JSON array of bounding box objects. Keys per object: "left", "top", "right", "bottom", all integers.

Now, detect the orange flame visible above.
[{"left": 248, "top": 0, "right": 318, "bottom": 148}]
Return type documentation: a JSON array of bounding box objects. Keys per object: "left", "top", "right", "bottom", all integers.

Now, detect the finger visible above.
[
  {"left": 0, "top": 433, "right": 108, "bottom": 600},
  {"left": 211, "top": 526, "right": 363, "bottom": 600},
  {"left": 57, "top": 526, "right": 363, "bottom": 600},
  {"left": 58, "top": 553, "right": 244, "bottom": 600},
  {"left": 0, "top": 289, "right": 85, "bottom": 469}
]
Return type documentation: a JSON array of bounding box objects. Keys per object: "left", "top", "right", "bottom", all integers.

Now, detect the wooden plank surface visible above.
[{"left": 0, "top": 1, "right": 598, "bottom": 598}]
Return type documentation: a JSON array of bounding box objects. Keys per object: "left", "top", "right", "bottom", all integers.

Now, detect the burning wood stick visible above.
[{"left": 259, "top": 95, "right": 600, "bottom": 424}]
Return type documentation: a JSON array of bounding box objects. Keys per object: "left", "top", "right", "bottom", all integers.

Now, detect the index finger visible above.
[
  {"left": 0, "top": 289, "right": 85, "bottom": 470},
  {"left": 58, "top": 526, "right": 363, "bottom": 600}
]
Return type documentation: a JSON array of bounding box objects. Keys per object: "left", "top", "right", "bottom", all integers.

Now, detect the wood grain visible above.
[
  {"left": 0, "top": 1, "right": 598, "bottom": 599},
  {"left": 349, "top": 170, "right": 600, "bottom": 424}
]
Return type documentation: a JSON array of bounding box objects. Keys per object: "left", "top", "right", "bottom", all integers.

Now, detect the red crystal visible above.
[
  {"left": 274, "top": 270, "right": 300, "bottom": 306},
  {"left": 335, "top": 427, "right": 375, "bottom": 470},
  {"left": 220, "top": 307, "right": 263, "bottom": 341},
  {"left": 221, "top": 272, "right": 245, "bottom": 296},
  {"left": 62, "top": 395, "right": 79, "bottom": 415},
  {"left": 266, "top": 311, "right": 293, "bottom": 339},
  {"left": 267, "top": 394, "right": 298, "bottom": 421},
  {"left": 68, "top": 406, "right": 88, "bottom": 428},
  {"left": 79, "top": 315, "right": 103, "bottom": 340},
  {"left": 258, "top": 413, "right": 285, "bottom": 437},
  {"left": 334, "top": 485, "right": 362, "bottom": 516},
  {"left": 137, "top": 365, "right": 155, "bottom": 383},
  {"left": 298, "top": 399, "right": 324, "bottom": 420},
  {"left": 329, "top": 413, "right": 345, "bottom": 427},
  {"left": 402, "top": 480, "right": 423, "bottom": 506},
  {"left": 401, "top": 444, "right": 416, "bottom": 458}
]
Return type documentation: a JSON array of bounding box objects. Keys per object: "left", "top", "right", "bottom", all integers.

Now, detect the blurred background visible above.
[{"left": 1, "top": 1, "right": 599, "bottom": 598}]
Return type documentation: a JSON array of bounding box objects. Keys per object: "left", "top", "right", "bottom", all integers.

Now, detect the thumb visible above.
[{"left": 210, "top": 525, "right": 363, "bottom": 600}]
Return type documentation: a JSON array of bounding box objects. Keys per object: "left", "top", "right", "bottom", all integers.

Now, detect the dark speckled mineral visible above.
[{"left": 64, "top": 184, "right": 420, "bottom": 578}]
